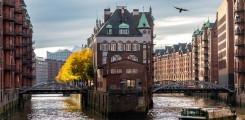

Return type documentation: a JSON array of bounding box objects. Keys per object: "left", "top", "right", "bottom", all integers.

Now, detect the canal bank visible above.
[{"left": 0, "top": 94, "right": 31, "bottom": 120}]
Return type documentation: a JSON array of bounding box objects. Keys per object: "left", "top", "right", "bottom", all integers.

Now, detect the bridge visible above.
[
  {"left": 19, "top": 82, "right": 86, "bottom": 94},
  {"left": 153, "top": 80, "right": 234, "bottom": 94}
]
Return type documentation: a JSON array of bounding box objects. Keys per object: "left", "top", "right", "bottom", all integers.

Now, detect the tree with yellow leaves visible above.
[{"left": 56, "top": 48, "right": 93, "bottom": 84}]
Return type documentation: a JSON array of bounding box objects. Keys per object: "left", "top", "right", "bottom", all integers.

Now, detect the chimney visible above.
[
  {"left": 104, "top": 8, "right": 110, "bottom": 22},
  {"left": 133, "top": 9, "right": 139, "bottom": 16}
]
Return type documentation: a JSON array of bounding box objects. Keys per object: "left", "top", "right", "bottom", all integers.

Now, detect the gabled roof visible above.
[
  {"left": 138, "top": 13, "right": 150, "bottom": 29},
  {"left": 97, "top": 8, "right": 142, "bottom": 37}
]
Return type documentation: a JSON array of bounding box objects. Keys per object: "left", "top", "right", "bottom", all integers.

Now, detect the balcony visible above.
[
  {"left": 4, "top": 44, "right": 15, "bottom": 50},
  {"left": 202, "top": 51, "right": 208, "bottom": 55},
  {"left": 15, "top": 30, "right": 22, "bottom": 36},
  {"left": 235, "top": 51, "right": 245, "bottom": 58},
  {"left": 22, "top": 60, "right": 29, "bottom": 64},
  {"left": 235, "top": 29, "right": 244, "bottom": 36},
  {"left": 193, "top": 43, "right": 198, "bottom": 47},
  {"left": 202, "top": 64, "right": 209, "bottom": 69},
  {"left": 235, "top": 18, "right": 244, "bottom": 24},
  {"left": 194, "top": 61, "right": 198, "bottom": 65},
  {"left": 15, "top": 43, "right": 22, "bottom": 47},
  {"left": 3, "top": 30, "right": 15, "bottom": 36},
  {"left": 202, "top": 37, "right": 208, "bottom": 41},
  {"left": 15, "top": 69, "right": 22, "bottom": 74},
  {"left": 4, "top": 65, "right": 16, "bottom": 71},
  {"left": 15, "top": 53, "right": 22, "bottom": 59},
  {"left": 193, "top": 48, "right": 198, "bottom": 53},
  {"left": 14, "top": 8, "right": 23, "bottom": 14},
  {"left": 22, "top": 33, "right": 29, "bottom": 38},
  {"left": 203, "top": 58, "right": 208, "bottom": 62},
  {"left": 3, "top": 0, "right": 15, "bottom": 7},
  {"left": 235, "top": 39, "right": 245, "bottom": 46},
  {"left": 235, "top": 68, "right": 245, "bottom": 73},
  {"left": 234, "top": 7, "right": 244, "bottom": 13},
  {"left": 3, "top": 14, "right": 15, "bottom": 21},
  {"left": 15, "top": 18, "right": 23, "bottom": 25},
  {"left": 202, "top": 43, "right": 208, "bottom": 48}
]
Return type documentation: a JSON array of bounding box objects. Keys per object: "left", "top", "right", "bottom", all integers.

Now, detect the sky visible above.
[{"left": 24, "top": 0, "right": 223, "bottom": 58}]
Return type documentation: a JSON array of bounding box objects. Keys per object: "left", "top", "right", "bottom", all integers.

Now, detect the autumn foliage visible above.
[{"left": 56, "top": 48, "right": 93, "bottom": 83}]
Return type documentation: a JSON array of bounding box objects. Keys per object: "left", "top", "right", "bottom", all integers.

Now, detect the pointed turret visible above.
[{"left": 138, "top": 13, "right": 150, "bottom": 29}]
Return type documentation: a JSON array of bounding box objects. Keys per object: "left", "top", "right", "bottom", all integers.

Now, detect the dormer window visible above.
[
  {"left": 119, "top": 23, "right": 129, "bottom": 35},
  {"left": 106, "top": 24, "right": 112, "bottom": 35}
]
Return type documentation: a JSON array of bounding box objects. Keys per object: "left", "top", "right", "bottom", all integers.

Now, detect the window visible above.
[
  {"left": 127, "top": 55, "right": 138, "bottom": 62},
  {"left": 132, "top": 41, "right": 138, "bottom": 51},
  {"left": 117, "top": 41, "right": 124, "bottom": 51},
  {"left": 126, "top": 69, "right": 132, "bottom": 74},
  {"left": 111, "top": 69, "right": 122, "bottom": 74},
  {"left": 102, "top": 57, "right": 107, "bottom": 64},
  {"left": 132, "top": 69, "right": 138, "bottom": 74},
  {"left": 126, "top": 41, "right": 131, "bottom": 51},
  {"left": 127, "top": 80, "right": 135, "bottom": 88},
  {"left": 117, "top": 69, "right": 122, "bottom": 73},
  {"left": 111, "top": 55, "right": 122, "bottom": 62},
  {"left": 107, "top": 29, "right": 112, "bottom": 34},
  {"left": 143, "top": 50, "right": 147, "bottom": 59},
  {"left": 119, "top": 29, "right": 129, "bottom": 34},
  {"left": 111, "top": 41, "right": 116, "bottom": 51},
  {"left": 102, "top": 41, "right": 108, "bottom": 51},
  {"left": 111, "top": 69, "right": 117, "bottom": 74}
]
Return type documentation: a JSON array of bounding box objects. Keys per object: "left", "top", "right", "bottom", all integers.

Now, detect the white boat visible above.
[{"left": 178, "top": 106, "right": 236, "bottom": 120}]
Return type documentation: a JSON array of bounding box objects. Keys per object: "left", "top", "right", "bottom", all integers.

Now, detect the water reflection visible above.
[{"left": 8, "top": 94, "right": 245, "bottom": 120}]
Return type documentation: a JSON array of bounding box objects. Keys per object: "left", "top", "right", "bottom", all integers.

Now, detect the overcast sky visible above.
[{"left": 25, "top": 0, "right": 223, "bottom": 58}]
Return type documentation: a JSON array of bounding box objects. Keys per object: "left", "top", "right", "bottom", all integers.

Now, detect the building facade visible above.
[
  {"left": 0, "top": 0, "right": 34, "bottom": 117},
  {"left": 233, "top": 0, "right": 245, "bottom": 103},
  {"left": 46, "top": 59, "right": 64, "bottom": 82},
  {"left": 217, "top": 0, "right": 234, "bottom": 90},
  {"left": 47, "top": 49, "right": 72, "bottom": 61},
  {"left": 154, "top": 43, "right": 192, "bottom": 82},
  {"left": 35, "top": 57, "right": 48, "bottom": 84},
  {"left": 192, "top": 20, "right": 218, "bottom": 83},
  {"left": 92, "top": 6, "right": 154, "bottom": 116}
]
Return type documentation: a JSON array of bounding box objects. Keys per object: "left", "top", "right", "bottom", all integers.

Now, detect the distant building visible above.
[
  {"left": 154, "top": 43, "right": 192, "bottom": 82},
  {"left": 46, "top": 59, "right": 65, "bottom": 82},
  {"left": 35, "top": 57, "right": 48, "bottom": 84},
  {"left": 71, "top": 45, "right": 82, "bottom": 52},
  {"left": 47, "top": 49, "right": 72, "bottom": 61},
  {"left": 192, "top": 19, "right": 218, "bottom": 83}
]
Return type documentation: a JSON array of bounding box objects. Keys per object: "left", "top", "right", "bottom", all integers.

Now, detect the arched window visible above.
[
  {"left": 102, "top": 41, "right": 108, "bottom": 51},
  {"left": 111, "top": 55, "right": 122, "bottom": 62},
  {"left": 126, "top": 41, "right": 131, "bottom": 51},
  {"left": 132, "top": 41, "right": 138, "bottom": 51},
  {"left": 127, "top": 55, "right": 138, "bottom": 62},
  {"left": 118, "top": 41, "right": 124, "bottom": 51},
  {"left": 111, "top": 41, "right": 116, "bottom": 51}
]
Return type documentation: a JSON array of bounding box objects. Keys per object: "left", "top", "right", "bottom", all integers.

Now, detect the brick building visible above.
[
  {"left": 0, "top": 0, "right": 34, "bottom": 116},
  {"left": 92, "top": 6, "right": 155, "bottom": 116},
  {"left": 217, "top": 0, "right": 234, "bottom": 90},
  {"left": 154, "top": 43, "right": 192, "bottom": 82},
  {"left": 46, "top": 59, "right": 64, "bottom": 82},
  {"left": 233, "top": 0, "right": 245, "bottom": 105},
  {"left": 192, "top": 20, "right": 218, "bottom": 83}
]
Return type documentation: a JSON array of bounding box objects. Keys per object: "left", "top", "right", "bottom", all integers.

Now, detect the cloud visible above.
[{"left": 24, "top": 0, "right": 223, "bottom": 57}]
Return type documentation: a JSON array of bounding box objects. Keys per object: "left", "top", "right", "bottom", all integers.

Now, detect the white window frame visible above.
[
  {"left": 126, "top": 42, "right": 131, "bottom": 51},
  {"left": 111, "top": 41, "right": 116, "bottom": 51}
]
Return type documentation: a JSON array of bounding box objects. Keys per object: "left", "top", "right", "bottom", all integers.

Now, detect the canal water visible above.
[{"left": 7, "top": 94, "right": 245, "bottom": 120}]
